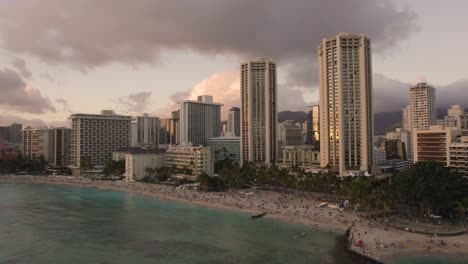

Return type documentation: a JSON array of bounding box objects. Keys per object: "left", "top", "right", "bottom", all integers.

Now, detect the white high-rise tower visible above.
[
  {"left": 319, "top": 33, "right": 373, "bottom": 176},
  {"left": 240, "top": 59, "right": 277, "bottom": 166}
]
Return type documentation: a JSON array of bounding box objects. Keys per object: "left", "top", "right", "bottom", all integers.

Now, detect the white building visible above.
[
  {"left": 69, "top": 110, "right": 131, "bottom": 175},
  {"left": 449, "top": 136, "right": 468, "bottom": 177},
  {"left": 179, "top": 95, "right": 222, "bottom": 147},
  {"left": 165, "top": 144, "right": 213, "bottom": 176},
  {"left": 240, "top": 59, "right": 278, "bottom": 166},
  {"left": 124, "top": 149, "right": 166, "bottom": 182},
  {"left": 132, "top": 114, "right": 159, "bottom": 148},
  {"left": 207, "top": 133, "right": 240, "bottom": 165},
  {"left": 318, "top": 33, "right": 373, "bottom": 176}
]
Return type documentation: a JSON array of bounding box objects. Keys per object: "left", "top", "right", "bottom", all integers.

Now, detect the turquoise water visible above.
[{"left": 0, "top": 182, "right": 461, "bottom": 264}]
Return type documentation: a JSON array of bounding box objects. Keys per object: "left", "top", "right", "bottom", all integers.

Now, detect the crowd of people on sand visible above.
[{"left": 2, "top": 174, "right": 467, "bottom": 263}]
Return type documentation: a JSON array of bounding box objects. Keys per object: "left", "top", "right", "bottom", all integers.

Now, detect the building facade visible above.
[
  {"left": 21, "top": 127, "right": 49, "bottom": 160},
  {"left": 278, "top": 122, "right": 303, "bottom": 147},
  {"left": 402, "top": 105, "right": 412, "bottom": 131},
  {"left": 409, "top": 83, "right": 436, "bottom": 131},
  {"left": 318, "top": 33, "right": 373, "bottom": 176},
  {"left": 413, "top": 125, "right": 460, "bottom": 165},
  {"left": 48, "top": 127, "right": 71, "bottom": 167},
  {"left": 282, "top": 145, "right": 320, "bottom": 168},
  {"left": 240, "top": 59, "right": 278, "bottom": 166},
  {"left": 449, "top": 136, "right": 468, "bottom": 177},
  {"left": 124, "top": 149, "right": 166, "bottom": 182},
  {"left": 134, "top": 114, "right": 159, "bottom": 148},
  {"left": 207, "top": 133, "right": 240, "bottom": 165},
  {"left": 227, "top": 107, "right": 241, "bottom": 137},
  {"left": 69, "top": 110, "right": 131, "bottom": 174},
  {"left": 165, "top": 145, "right": 213, "bottom": 176},
  {"left": 179, "top": 95, "right": 222, "bottom": 147}
]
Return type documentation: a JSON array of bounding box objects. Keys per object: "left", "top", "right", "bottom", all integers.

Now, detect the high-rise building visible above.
[
  {"left": 311, "top": 105, "right": 320, "bottom": 150},
  {"left": 21, "top": 127, "right": 50, "bottom": 160},
  {"left": 227, "top": 107, "right": 241, "bottom": 137},
  {"left": 48, "top": 127, "right": 71, "bottom": 167},
  {"left": 449, "top": 136, "right": 468, "bottom": 177},
  {"left": 134, "top": 113, "right": 159, "bottom": 148},
  {"left": 402, "top": 105, "right": 412, "bottom": 131},
  {"left": 10, "top": 123, "right": 22, "bottom": 144},
  {"left": 318, "top": 33, "right": 373, "bottom": 176},
  {"left": 69, "top": 110, "right": 131, "bottom": 175},
  {"left": 409, "top": 82, "right": 436, "bottom": 131},
  {"left": 383, "top": 139, "right": 406, "bottom": 160},
  {"left": 179, "top": 95, "right": 222, "bottom": 147},
  {"left": 240, "top": 59, "right": 277, "bottom": 166}
]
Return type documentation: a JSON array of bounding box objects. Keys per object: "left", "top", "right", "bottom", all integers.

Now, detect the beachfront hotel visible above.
[
  {"left": 318, "top": 33, "right": 374, "bottom": 176},
  {"left": 165, "top": 144, "right": 213, "bottom": 176},
  {"left": 48, "top": 127, "right": 71, "bottom": 168},
  {"left": 69, "top": 110, "right": 131, "bottom": 175},
  {"left": 179, "top": 95, "right": 222, "bottom": 147},
  {"left": 240, "top": 59, "right": 278, "bottom": 166},
  {"left": 123, "top": 148, "right": 167, "bottom": 182}
]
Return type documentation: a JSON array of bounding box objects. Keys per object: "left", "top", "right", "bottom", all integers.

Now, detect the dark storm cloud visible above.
[
  {"left": 0, "top": 68, "right": 56, "bottom": 113},
  {"left": 0, "top": 0, "right": 421, "bottom": 113},
  {"left": 0, "top": 1, "right": 417, "bottom": 68},
  {"left": 117, "top": 91, "right": 152, "bottom": 113}
]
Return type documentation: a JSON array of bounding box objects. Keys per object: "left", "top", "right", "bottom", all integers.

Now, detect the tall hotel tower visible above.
[
  {"left": 409, "top": 82, "right": 436, "bottom": 131},
  {"left": 319, "top": 33, "right": 373, "bottom": 176},
  {"left": 240, "top": 59, "right": 277, "bottom": 166}
]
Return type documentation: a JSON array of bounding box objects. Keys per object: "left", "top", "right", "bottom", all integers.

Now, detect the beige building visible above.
[
  {"left": 318, "top": 33, "right": 373, "bottom": 176},
  {"left": 124, "top": 149, "right": 166, "bottom": 182},
  {"left": 21, "top": 127, "right": 49, "bottom": 160},
  {"left": 48, "top": 127, "right": 71, "bottom": 168},
  {"left": 448, "top": 136, "right": 468, "bottom": 177},
  {"left": 413, "top": 125, "right": 460, "bottom": 165},
  {"left": 282, "top": 145, "right": 320, "bottom": 168},
  {"left": 402, "top": 105, "right": 412, "bottom": 131},
  {"left": 240, "top": 59, "right": 277, "bottom": 166},
  {"left": 132, "top": 114, "right": 159, "bottom": 148},
  {"left": 69, "top": 110, "right": 131, "bottom": 175},
  {"left": 165, "top": 145, "right": 213, "bottom": 176}
]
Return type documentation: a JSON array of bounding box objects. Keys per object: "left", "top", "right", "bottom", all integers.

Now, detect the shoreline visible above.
[
  {"left": 2, "top": 175, "right": 467, "bottom": 263},
  {"left": 0, "top": 175, "right": 349, "bottom": 234}
]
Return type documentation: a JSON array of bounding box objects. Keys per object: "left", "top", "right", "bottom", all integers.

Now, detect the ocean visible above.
[{"left": 0, "top": 182, "right": 459, "bottom": 264}]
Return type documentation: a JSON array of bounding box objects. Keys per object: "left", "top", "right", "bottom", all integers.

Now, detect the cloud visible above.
[
  {"left": 117, "top": 91, "right": 152, "bottom": 113},
  {"left": 55, "top": 97, "right": 73, "bottom": 113},
  {"left": 155, "top": 70, "right": 309, "bottom": 119},
  {"left": 0, "top": 68, "right": 56, "bottom": 114},
  {"left": 11, "top": 57, "right": 32, "bottom": 78},
  {"left": 0, "top": 1, "right": 418, "bottom": 91}
]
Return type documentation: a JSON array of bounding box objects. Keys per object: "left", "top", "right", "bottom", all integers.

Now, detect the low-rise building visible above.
[
  {"left": 449, "top": 136, "right": 468, "bottom": 177},
  {"left": 207, "top": 133, "right": 240, "bottom": 165},
  {"left": 124, "top": 149, "right": 166, "bottom": 182},
  {"left": 0, "top": 138, "right": 20, "bottom": 160},
  {"left": 282, "top": 145, "right": 320, "bottom": 168},
  {"left": 165, "top": 144, "right": 213, "bottom": 176}
]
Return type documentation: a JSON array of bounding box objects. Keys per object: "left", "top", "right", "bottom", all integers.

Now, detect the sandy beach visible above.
[{"left": 1, "top": 175, "right": 467, "bottom": 263}]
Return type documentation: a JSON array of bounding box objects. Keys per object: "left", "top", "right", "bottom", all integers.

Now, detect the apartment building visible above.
[
  {"left": 21, "top": 127, "right": 49, "bottom": 160},
  {"left": 48, "top": 127, "right": 71, "bottom": 167},
  {"left": 69, "top": 110, "right": 131, "bottom": 175}
]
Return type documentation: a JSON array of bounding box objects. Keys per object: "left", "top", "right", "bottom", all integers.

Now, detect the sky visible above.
[{"left": 0, "top": 0, "right": 467, "bottom": 127}]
